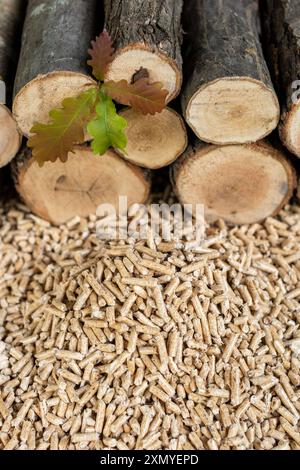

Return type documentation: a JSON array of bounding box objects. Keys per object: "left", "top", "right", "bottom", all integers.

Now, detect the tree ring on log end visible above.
[
  {"left": 185, "top": 77, "right": 280, "bottom": 145},
  {"left": 13, "top": 71, "right": 96, "bottom": 138},
  {"left": 280, "top": 105, "right": 300, "bottom": 158},
  {"left": 0, "top": 104, "right": 21, "bottom": 168},
  {"left": 15, "top": 146, "right": 151, "bottom": 225},
  {"left": 118, "top": 108, "right": 187, "bottom": 169},
  {"left": 105, "top": 44, "right": 182, "bottom": 103},
  {"left": 173, "top": 142, "right": 295, "bottom": 225}
]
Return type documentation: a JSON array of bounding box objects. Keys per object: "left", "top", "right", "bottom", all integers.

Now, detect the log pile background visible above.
[{"left": 0, "top": 0, "right": 299, "bottom": 224}]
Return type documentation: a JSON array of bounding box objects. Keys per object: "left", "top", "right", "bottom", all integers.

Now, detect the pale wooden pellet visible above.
[
  {"left": 84, "top": 272, "right": 115, "bottom": 306},
  {"left": 110, "top": 414, "right": 129, "bottom": 434},
  {"left": 0, "top": 393, "right": 9, "bottom": 419},
  {"left": 12, "top": 399, "right": 33, "bottom": 427},
  {"left": 230, "top": 366, "right": 241, "bottom": 406},
  {"left": 222, "top": 333, "right": 239, "bottom": 363},
  {"left": 156, "top": 334, "right": 169, "bottom": 372},
  {"left": 120, "top": 293, "right": 137, "bottom": 317},
  {"left": 78, "top": 382, "right": 98, "bottom": 407},
  {"left": 168, "top": 330, "right": 179, "bottom": 358},
  {"left": 56, "top": 350, "right": 83, "bottom": 361},
  {"left": 152, "top": 286, "right": 169, "bottom": 323},
  {"left": 280, "top": 419, "right": 300, "bottom": 446},
  {"left": 4, "top": 433, "right": 19, "bottom": 450},
  {"left": 127, "top": 328, "right": 137, "bottom": 353},
  {"left": 101, "top": 352, "right": 130, "bottom": 375},
  {"left": 275, "top": 384, "right": 299, "bottom": 418},
  {"left": 73, "top": 287, "right": 92, "bottom": 311},
  {"left": 122, "top": 277, "right": 158, "bottom": 288},
  {"left": 72, "top": 433, "right": 99, "bottom": 443},
  {"left": 195, "top": 404, "right": 212, "bottom": 426},
  {"left": 192, "top": 296, "right": 211, "bottom": 345},
  {"left": 158, "top": 375, "right": 176, "bottom": 397}
]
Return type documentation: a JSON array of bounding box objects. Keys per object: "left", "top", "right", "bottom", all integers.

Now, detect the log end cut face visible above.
[
  {"left": 280, "top": 105, "right": 300, "bottom": 158},
  {"left": 13, "top": 71, "right": 96, "bottom": 137},
  {"left": 16, "top": 147, "right": 151, "bottom": 225},
  {"left": 174, "top": 143, "right": 295, "bottom": 225},
  {"left": 118, "top": 108, "right": 187, "bottom": 169},
  {"left": 0, "top": 104, "right": 21, "bottom": 168},
  {"left": 105, "top": 45, "right": 182, "bottom": 102},
  {"left": 185, "top": 78, "right": 280, "bottom": 144}
]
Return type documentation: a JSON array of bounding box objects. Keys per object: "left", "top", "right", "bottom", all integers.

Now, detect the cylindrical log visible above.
[
  {"left": 0, "top": 101, "right": 21, "bottom": 168},
  {"left": 0, "top": 0, "right": 23, "bottom": 168},
  {"left": 261, "top": 0, "right": 300, "bottom": 158},
  {"left": 171, "top": 141, "right": 296, "bottom": 225},
  {"left": 181, "top": 0, "right": 280, "bottom": 145},
  {"left": 13, "top": 0, "right": 101, "bottom": 138},
  {"left": 117, "top": 107, "right": 188, "bottom": 169},
  {"left": 104, "top": 0, "right": 183, "bottom": 102},
  {"left": 12, "top": 146, "right": 151, "bottom": 225}
]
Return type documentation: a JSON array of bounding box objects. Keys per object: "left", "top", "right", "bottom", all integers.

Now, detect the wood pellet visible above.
[{"left": 0, "top": 199, "right": 300, "bottom": 450}]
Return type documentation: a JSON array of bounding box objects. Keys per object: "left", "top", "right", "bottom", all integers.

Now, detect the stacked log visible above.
[
  {"left": 118, "top": 108, "right": 187, "bottom": 169},
  {"left": 261, "top": 1, "right": 300, "bottom": 159},
  {"left": 10, "top": 0, "right": 187, "bottom": 222},
  {"left": 181, "top": 0, "right": 280, "bottom": 145},
  {"left": 172, "top": 141, "right": 296, "bottom": 225},
  {"left": 104, "top": 0, "right": 186, "bottom": 170},
  {"left": 171, "top": 0, "right": 296, "bottom": 224},
  {"left": 104, "top": 0, "right": 183, "bottom": 102},
  {"left": 0, "top": 0, "right": 24, "bottom": 168},
  {"left": 12, "top": 146, "right": 151, "bottom": 225},
  {"left": 12, "top": 0, "right": 100, "bottom": 138}
]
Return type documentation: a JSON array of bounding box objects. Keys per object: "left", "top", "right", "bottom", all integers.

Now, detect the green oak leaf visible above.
[{"left": 87, "top": 92, "right": 127, "bottom": 155}]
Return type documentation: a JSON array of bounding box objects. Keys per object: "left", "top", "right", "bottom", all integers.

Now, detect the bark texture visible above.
[
  {"left": 0, "top": 0, "right": 25, "bottom": 100},
  {"left": 104, "top": 0, "right": 183, "bottom": 100},
  {"left": 182, "top": 0, "right": 274, "bottom": 99},
  {"left": 181, "top": 0, "right": 279, "bottom": 143},
  {"left": 14, "top": 0, "right": 101, "bottom": 95},
  {"left": 105, "top": 0, "right": 182, "bottom": 69},
  {"left": 261, "top": 0, "right": 300, "bottom": 157}
]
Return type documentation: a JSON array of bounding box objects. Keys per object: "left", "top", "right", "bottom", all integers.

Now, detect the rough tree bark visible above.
[
  {"left": 13, "top": 0, "right": 101, "bottom": 138},
  {"left": 181, "top": 0, "right": 280, "bottom": 145},
  {"left": 0, "top": 0, "right": 24, "bottom": 168},
  {"left": 104, "top": 0, "right": 183, "bottom": 102},
  {"left": 261, "top": 0, "right": 300, "bottom": 158},
  {"left": 171, "top": 140, "right": 296, "bottom": 225},
  {"left": 0, "top": 169, "right": 4, "bottom": 194},
  {"left": 12, "top": 145, "right": 151, "bottom": 225},
  {"left": 117, "top": 107, "right": 188, "bottom": 169}
]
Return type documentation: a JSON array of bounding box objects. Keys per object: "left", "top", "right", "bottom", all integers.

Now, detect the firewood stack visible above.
[
  {"left": 10, "top": 0, "right": 187, "bottom": 224},
  {"left": 261, "top": 0, "right": 300, "bottom": 203},
  {"left": 173, "top": 0, "right": 296, "bottom": 225},
  {"left": 0, "top": 0, "right": 299, "bottom": 225},
  {"left": 0, "top": 0, "right": 24, "bottom": 169},
  {"left": 103, "top": 0, "right": 188, "bottom": 170}
]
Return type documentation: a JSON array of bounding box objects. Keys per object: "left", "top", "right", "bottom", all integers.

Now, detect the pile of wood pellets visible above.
[{"left": 0, "top": 196, "right": 300, "bottom": 451}]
